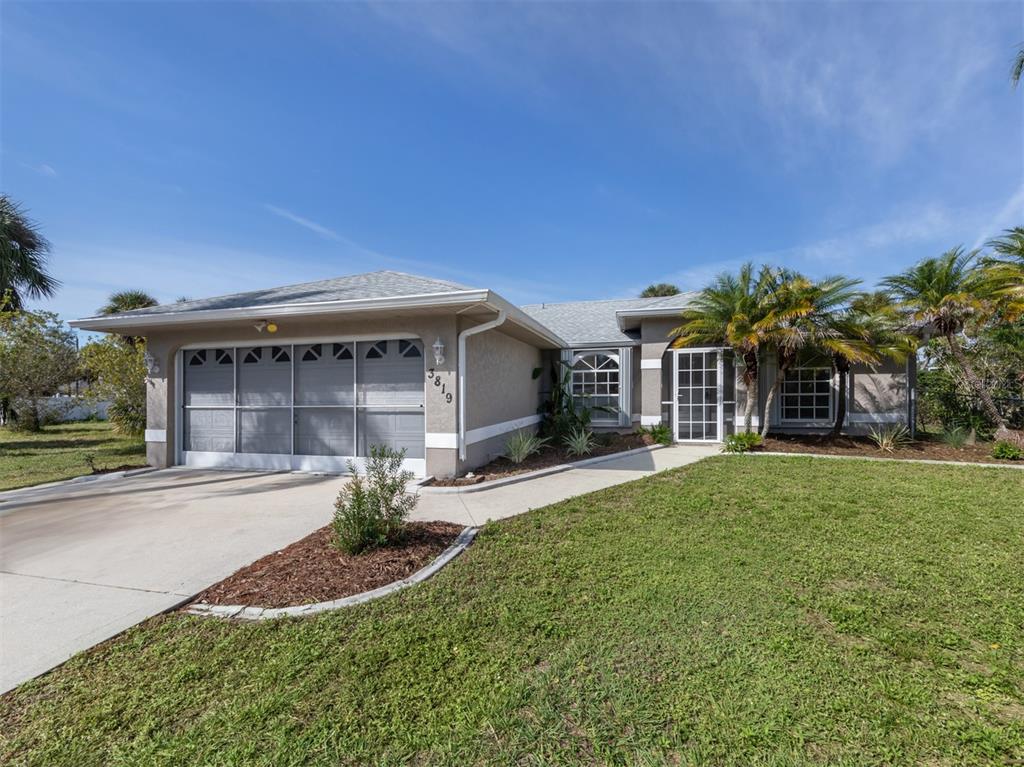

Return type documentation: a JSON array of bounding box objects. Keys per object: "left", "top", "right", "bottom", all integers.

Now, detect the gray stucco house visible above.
[{"left": 72, "top": 270, "right": 915, "bottom": 478}]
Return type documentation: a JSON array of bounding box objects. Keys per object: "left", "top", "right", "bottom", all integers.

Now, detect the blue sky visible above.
[{"left": 2, "top": 1, "right": 1022, "bottom": 326}]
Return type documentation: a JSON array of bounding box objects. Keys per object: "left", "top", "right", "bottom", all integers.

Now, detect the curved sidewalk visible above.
[{"left": 410, "top": 444, "right": 718, "bottom": 527}]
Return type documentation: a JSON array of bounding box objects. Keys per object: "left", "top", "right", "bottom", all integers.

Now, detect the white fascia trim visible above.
[
  {"left": 640, "top": 415, "right": 663, "bottom": 426},
  {"left": 486, "top": 294, "right": 567, "bottom": 348},
  {"left": 465, "top": 414, "right": 542, "bottom": 446},
  {"left": 425, "top": 432, "right": 458, "bottom": 450},
  {"left": 144, "top": 428, "right": 167, "bottom": 442},
  {"left": 640, "top": 358, "right": 662, "bottom": 370},
  {"left": 70, "top": 290, "right": 492, "bottom": 331}
]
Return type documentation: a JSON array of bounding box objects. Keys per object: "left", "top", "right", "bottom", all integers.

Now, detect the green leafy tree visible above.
[
  {"left": 0, "top": 195, "right": 59, "bottom": 310},
  {"left": 80, "top": 337, "right": 147, "bottom": 436},
  {"left": 882, "top": 247, "right": 1019, "bottom": 443},
  {"left": 0, "top": 310, "right": 78, "bottom": 430},
  {"left": 756, "top": 271, "right": 864, "bottom": 437},
  {"left": 671, "top": 263, "right": 770, "bottom": 433},
  {"left": 640, "top": 283, "right": 681, "bottom": 298}
]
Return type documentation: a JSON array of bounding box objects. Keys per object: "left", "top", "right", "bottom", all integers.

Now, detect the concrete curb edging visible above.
[
  {"left": 418, "top": 444, "right": 668, "bottom": 495},
  {"left": 745, "top": 450, "right": 1024, "bottom": 470},
  {"left": 185, "top": 526, "right": 480, "bottom": 621}
]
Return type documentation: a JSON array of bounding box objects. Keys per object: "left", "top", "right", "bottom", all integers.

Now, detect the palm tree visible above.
[
  {"left": 984, "top": 227, "right": 1024, "bottom": 320},
  {"left": 756, "top": 271, "right": 864, "bottom": 437},
  {"left": 0, "top": 195, "right": 59, "bottom": 310},
  {"left": 825, "top": 293, "right": 916, "bottom": 439},
  {"left": 670, "top": 264, "right": 769, "bottom": 432},
  {"left": 641, "top": 282, "right": 681, "bottom": 298},
  {"left": 1013, "top": 44, "right": 1024, "bottom": 87},
  {"left": 99, "top": 290, "right": 159, "bottom": 315},
  {"left": 882, "top": 247, "right": 1016, "bottom": 441}
]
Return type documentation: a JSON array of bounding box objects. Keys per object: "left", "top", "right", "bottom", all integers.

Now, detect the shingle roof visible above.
[
  {"left": 90, "top": 270, "right": 478, "bottom": 319},
  {"left": 520, "top": 294, "right": 695, "bottom": 346}
]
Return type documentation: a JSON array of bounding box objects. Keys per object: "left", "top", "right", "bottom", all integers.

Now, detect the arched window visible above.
[{"left": 570, "top": 350, "right": 620, "bottom": 422}]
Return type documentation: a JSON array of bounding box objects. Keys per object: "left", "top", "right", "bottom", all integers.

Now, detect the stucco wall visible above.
[
  {"left": 638, "top": 318, "right": 677, "bottom": 424},
  {"left": 463, "top": 327, "right": 543, "bottom": 432},
  {"left": 140, "top": 313, "right": 458, "bottom": 472}
]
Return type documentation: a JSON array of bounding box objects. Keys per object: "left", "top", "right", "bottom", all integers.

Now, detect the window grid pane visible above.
[{"left": 781, "top": 367, "right": 831, "bottom": 421}]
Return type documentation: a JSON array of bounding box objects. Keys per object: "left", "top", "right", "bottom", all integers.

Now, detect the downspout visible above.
[{"left": 458, "top": 308, "right": 507, "bottom": 462}]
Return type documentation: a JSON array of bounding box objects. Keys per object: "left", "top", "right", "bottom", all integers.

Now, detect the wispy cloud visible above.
[
  {"left": 972, "top": 184, "right": 1024, "bottom": 249},
  {"left": 22, "top": 161, "right": 57, "bottom": 177},
  {"left": 263, "top": 204, "right": 341, "bottom": 241}
]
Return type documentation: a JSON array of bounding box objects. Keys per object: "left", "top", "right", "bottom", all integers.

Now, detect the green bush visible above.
[
  {"left": 563, "top": 426, "right": 596, "bottom": 457},
  {"left": 991, "top": 441, "right": 1023, "bottom": 461},
  {"left": 636, "top": 423, "right": 672, "bottom": 446},
  {"left": 868, "top": 424, "right": 913, "bottom": 453},
  {"left": 504, "top": 431, "right": 549, "bottom": 464},
  {"left": 332, "top": 446, "right": 418, "bottom": 555},
  {"left": 940, "top": 426, "right": 969, "bottom": 448},
  {"left": 722, "top": 432, "right": 763, "bottom": 453}
]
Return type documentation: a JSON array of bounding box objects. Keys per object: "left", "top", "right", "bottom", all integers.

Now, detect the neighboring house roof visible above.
[{"left": 520, "top": 294, "right": 695, "bottom": 346}]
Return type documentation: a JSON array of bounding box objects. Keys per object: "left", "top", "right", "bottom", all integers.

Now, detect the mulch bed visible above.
[
  {"left": 185, "top": 521, "right": 463, "bottom": 609},
  {"left": 761, "top": 433, "right": 1021, "bottom": 465},
  {"left": 429, "top": 431, "right": 655, "bottom": 487}
]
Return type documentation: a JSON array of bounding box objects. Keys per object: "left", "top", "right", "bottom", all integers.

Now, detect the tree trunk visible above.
[
  {"left": 760, "top": 375, "right": 781, "bottom": 438},
  {"left": 946, "top": 332, "right": 1011, "bottom": 439},
  {"left": 741, "top": 352, "right": 758, "bottom": 434},
  {"left": 831, "top": 358, "right": 850, "bottom": 440}
]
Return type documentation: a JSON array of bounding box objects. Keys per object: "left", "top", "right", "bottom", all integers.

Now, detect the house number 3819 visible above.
[{"left": 427, "top": 369, "right": 453, "bottom": 404}]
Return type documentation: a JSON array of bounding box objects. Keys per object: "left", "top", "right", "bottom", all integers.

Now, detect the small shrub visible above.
[
  {"left": 722, "top": 432, "right": 763, "bottom": 453},
  {"left": 941, "top": 426, "right": 969, "bottom": 448},
  {"left": 563, "top": 426, "right": 596, "bottom": 457},
  {"left": 84, "top": 453, "right": 98, "bottom": 474},
  {"left": 636, "top": 423, "right": 672, "bottom": 446},
  {"left": 504, "top": 431, "right": 549, "bottom": 464},
  {"left": 868, "top": 424, "right": 913, "bottom": 453},
  {"left": 332, "top": 445, "right": 418, "bottom": 555},
  {"left": 992, "top": 441, "right": 1023, "bottom": 461}
]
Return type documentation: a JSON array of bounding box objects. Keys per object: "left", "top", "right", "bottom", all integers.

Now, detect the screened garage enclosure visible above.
[{"left": 180, "top": 339, "right": 426, "bottom": 475}]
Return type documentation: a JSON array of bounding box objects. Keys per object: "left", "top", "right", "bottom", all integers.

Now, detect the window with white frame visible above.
[
  {"left": 571, "top": 350, "right": 620, "bottom": 421},
  {"left": 781, "top": 367, "right": 832, "bottom": 421}
]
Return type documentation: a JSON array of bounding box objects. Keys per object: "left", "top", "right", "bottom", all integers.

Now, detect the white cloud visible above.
[
  {"left": 263, "top": 204, "right": 342, "bottom": 241},
  {"left": 972, "top": 184, "right": 1024, "bottom": 249}
]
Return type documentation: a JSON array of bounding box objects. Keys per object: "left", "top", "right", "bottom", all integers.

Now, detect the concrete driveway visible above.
[{"left": 0, "top": 469, "right": 341, "bottom": 693}]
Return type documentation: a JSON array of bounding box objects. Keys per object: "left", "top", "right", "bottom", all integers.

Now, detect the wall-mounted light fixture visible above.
[
  {"left": 432, "top": 337, "right": 445, "bottom": 365},
  {"left": 142, "top": 350, "right": 159, "bottom": 377},
  {"left": 254, "top": 320, "right": 278, "bottom": 334}
]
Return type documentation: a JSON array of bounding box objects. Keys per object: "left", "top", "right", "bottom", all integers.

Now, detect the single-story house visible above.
[{"left": 72, "top": 270, "right": 915, "bottom": 478}]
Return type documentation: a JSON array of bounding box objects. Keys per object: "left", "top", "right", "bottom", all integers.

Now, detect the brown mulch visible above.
[
  {"left": 185, "top": 521, "right": 463, "bottom": 609},
  {"left": 429, "top": 431, "right": 655, "bottom": 487},
  {"left": 761, "top": 433, "right": 1021, "bottom": 465}
]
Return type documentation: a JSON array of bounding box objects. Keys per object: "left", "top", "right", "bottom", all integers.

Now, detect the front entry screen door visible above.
[{"left": 675, "top": 350, "right": 720, "bottom": 441}]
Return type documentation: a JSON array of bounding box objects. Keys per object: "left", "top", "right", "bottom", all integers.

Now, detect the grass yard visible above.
[
  {"left": 0, "top": 421, "right": 146, "bottom": 491},
  {"left": 2, "top": 456, "right": 1022, "bottom": 765}
]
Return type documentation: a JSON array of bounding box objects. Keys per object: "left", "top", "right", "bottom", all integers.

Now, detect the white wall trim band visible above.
[
  {"left": 640, "top": 358, "right": 662, "bottom": 370},
  {"left": 182, "top": 451, "right": 426, "bottom": 477},
  {"left": 145, "top": 429, "right": 167, "bottom": 442},
  {"left": 640, "top": 415, "right": 662, "bottom": 426},
  {"left": 847, "top": 412, "right": 904, "bottom": 424},
  {"left": 464, "top": 413, "right": 542, "bottom": 446},
  {"left": 424, "top": 432, "right": 458, "bottom": 450}
]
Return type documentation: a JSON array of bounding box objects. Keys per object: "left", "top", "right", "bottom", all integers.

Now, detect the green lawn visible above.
[
  {"left": 0, "top": 421, "right": 146, "bottom": 491},
  {"left": 2, "top": 456, "right": 1022, "bottom": 766}
]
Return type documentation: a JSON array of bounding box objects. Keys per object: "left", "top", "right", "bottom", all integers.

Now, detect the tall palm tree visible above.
[
  {"left": 756, "top": 271, "right": 864, "bottom": 437},
  {"left": 0, "top": 195, "right": 59, "bottom": 310},
  {"left": 99, "top": 290, "right": 159, "bottom": 315},
  {"left": 882, "top": 247, "right": 1016, "bottom": 441},
  {"left": 1013, "top": 44, "right": 1024, "bottom": 87},
  {"left": 670, "top": 263, "right": 768, "bottom": 433},
  {"left": 825, "top": 292, "right": 916, "bottom": 439}
]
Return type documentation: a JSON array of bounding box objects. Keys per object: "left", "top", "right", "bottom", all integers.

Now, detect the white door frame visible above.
[{"left": 671, "top": 347, "right": 726, "bottom": 443}]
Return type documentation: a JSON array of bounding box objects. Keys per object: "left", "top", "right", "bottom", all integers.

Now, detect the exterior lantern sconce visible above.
[
  {"left": 432, "top": 337, "right": 445, "bottom": 366},
  {"left": 142, "top": 350, "right": 159, "bottom": 377},
  {"left": 254, "top": 320, "right": 278, "bottom": 334}
]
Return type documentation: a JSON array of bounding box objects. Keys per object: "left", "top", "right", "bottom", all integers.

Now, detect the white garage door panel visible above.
[{"left": 180, "top": 339, "right": 426, "bottom": 475}]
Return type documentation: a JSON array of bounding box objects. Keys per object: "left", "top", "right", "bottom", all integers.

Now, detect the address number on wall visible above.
[{"left": 427, "top": 369, "right": 454, "bottom": 404}]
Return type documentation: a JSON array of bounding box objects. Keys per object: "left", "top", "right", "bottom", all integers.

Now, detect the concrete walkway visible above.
[
  {"left": 410, "top": 444, "right": 718, "bottom": 527},
  {"left": 1, "top": 444, "right": 716, "bottom": 693}
]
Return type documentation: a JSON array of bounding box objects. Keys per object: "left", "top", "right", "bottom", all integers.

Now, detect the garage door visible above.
[{"left": 181, "top": 339, "right": 425, "bottom": 475}]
